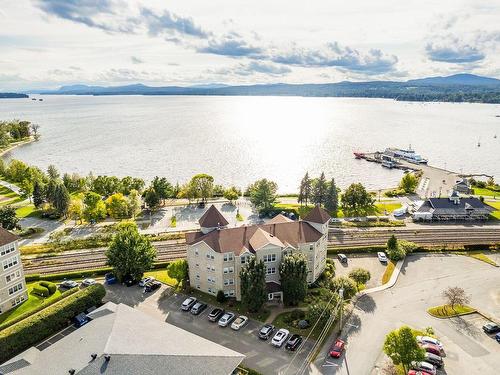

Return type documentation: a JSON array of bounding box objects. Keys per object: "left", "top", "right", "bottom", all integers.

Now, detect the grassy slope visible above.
[
  {"left": 473, "top": 187, "right": 500, "bottom": 197},
  {"left": 486, "top": 201, "right": 500, "bottom": 220}
]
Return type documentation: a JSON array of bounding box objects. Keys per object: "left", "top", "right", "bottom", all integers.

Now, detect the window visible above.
[
  {"left": 263, "top": 254, "right": 277, "bottom": 263},
  {"left": 268, "top": 293, "right": 274, "bottom": 300},
  {"left": 2, "top": 256, "right": 19, "bottom": 270},
  {"left": 8, "top": 283, "right": 23, "bottom": 295},
  {"left": 196, "top": 284, "right": 201, "bottom": 290},
  {"left": 223, "top": 267, "right": 234, "bottom": 274},
  {"left": 5, "top": 270, "right": 21, "bottom": 283},
  {"left": 207, "top": 276, "right": 215, "bottom": 284},
  {"left": 11, "top": 295, "right": 26, "bottom": 307},
  {"left": 309, "top": 245, "right": 314, "bottom": 251},
  {"left": 223, "top": 253, "right": 234, "bottom": 262},
  {"left": 0, "top": 244, "right": 16, "bottom": 257},
  {"left": 207, "top": 287, "right": 216, "bottom": 295},
  {"left": 266, "top": 267, "right": 276, "bottom": 275},
  {"left": 240, "top": 256, "right": 247, "bottom": 264},
  {"left": 224, "top": 278, "right": 234, "bottom": 286},
  {"left": 195, "top": 263, "right": 199, "bottom": 268},
  {"left": 195, "top": 274, "right": 200, "bottom": 280},
  {"left": 194, "top": 249, "right": 199, "bottom": 256},
  {"left": 224, "top": 290, "right": 235, "bottom": 297}
]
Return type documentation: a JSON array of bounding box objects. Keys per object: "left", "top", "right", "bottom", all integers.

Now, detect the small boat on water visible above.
[
  {"left": 384, "top": 146, "right": 428, "bottom": 164},
  {"left": 38, "top": 98, "right": 43, "bottom": 101},
  {"left": 31, "top": 98, "right": 36, "bottom": 100}
]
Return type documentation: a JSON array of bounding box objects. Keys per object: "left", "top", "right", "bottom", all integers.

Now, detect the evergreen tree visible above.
[
  {"left": 45, "top": 179, "right": 57, "bottom": 205},
  {"left": 53, "top": 183, "right": 70, "bottom": 216},
  {"left": 240, "top": 257, "right": 267, "bottom": 312},
  {"left": 298, "top": 172, "right": 312, "bottom": 206},
  {"left": 0, "top": 206, "right": 19, "bottom": 230},
  {"left": 47, "top": 164, "right": 59, "bottom": 180},
  {"left": 32, "top": 180, "right": 44, "bottom": 208},
  {"left": 279, "top": 254, "right": 308, "bottom": 306},
  {"left": 325, "top": 178, "right": 339, "bottom": 213},
  {"left": 248, "top": 179, "right": 278, "bottom": 211},
  {"left": 312, "top": 172, "right": 328, "bottom": 206}
]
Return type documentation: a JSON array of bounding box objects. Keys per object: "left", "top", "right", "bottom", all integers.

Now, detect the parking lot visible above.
[
  {"left": 329, "top": 253, "right": 387, "bottom": 288},
  {"left": 104, "top": 283, "right": 315, "bottom": 375}
]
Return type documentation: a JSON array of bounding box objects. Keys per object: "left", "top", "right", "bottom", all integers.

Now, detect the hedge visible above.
[
  {"left": 0, "top": 288, "right": 78, "bottom": 331},
  {"left": 32, "top": 284, "right": 50, "bottom": 297},
  {"left": 39, "top": 281, "right": 57, "bottom": 295},
  {"left": 327, "top": 245, "right": 387, "bottom": 254},
  {"left": 0, "top": 284, "right": 106, "bottom": 362}
]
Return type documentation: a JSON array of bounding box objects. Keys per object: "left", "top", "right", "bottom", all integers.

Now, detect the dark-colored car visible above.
[
  {"left": 144, "top": 281, "right": 161, "bottom": 293},
  {"left": 329, "top": 339, "right": 345, "bottom": 358},
  {"left": 495, "top": 332, "right": 500, "bottom": 342},
  {"left": 123, "top": 275, "right": 136, "bottom": 287},
  {"left": 424, "top": 352, "right": 443, "bottom": 368},
  {"left": 181, "top": 297, "right": 197, "bottom": 311},
  {"left": 73, "top": 313, "right": 90, "bottom": 328},
  {"left": 190, "top": 302, "right": 208, "bottom": 315},
  {"left": 104, "top": 273, "right": 117, "bottom": 285},
  {"left": 208, "top": 307, "right": 225, "bottom": 322},
  {"left": 420, "top": 343, "right": 443, "bottom": 357},
  {"left": 482, "top": 323, "right": 500, "bottom": 334},
  {"left": 285, "top": 334, "right": 303, "bottom": 351},
  {"left": 337, "top": 254, "right": 348, "bottom": 263},
  {"left": 258, "top": 324, "right": 275, "bottom": 340}
]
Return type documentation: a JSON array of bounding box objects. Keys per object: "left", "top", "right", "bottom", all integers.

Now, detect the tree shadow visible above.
[
  {"left": 449, "top": 315, "right": 481, "bottom": 338},
  {"left": 355, "top": 294, "right": 377, "bottom": 314}
]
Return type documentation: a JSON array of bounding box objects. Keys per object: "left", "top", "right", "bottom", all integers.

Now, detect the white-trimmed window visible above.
[
  {"left": 195, "top": 274, "right": 200, "bottom": 280},
  {"left": 2, "top": 256, "right": 19, "bottom": 271},
  {"left": 0, "top": 244, "right": 16, "bottom": 257},
  {"left": 11, "top": 294, "right": 26, "bottom": 307},
  {"left": 205, "top": 252, "right": 215, "bottom": 260},
  {"left": 207, "top": 287, "right": 216, "bottom": 295},
  {"left": 309, "top": 245, "right": 314, "bottom": 251},
  {"left": 223, "top": 267, "right": 234, "bottom": 274},
  {"left": 207, "top": 276, "right": 215, "bottom": 284},
  {"left": 224, "top": 290, "right": 235, "bottom": 297},
  {"left": 224, "top": 278, "right": 235, "bottom": 286},
  {"left": 194, "top": 248, "right": 199, "bottom": 256},
  {"left": 8, "top": 283, "right": 23, "bottom": 295},
  {"left": 266, "top": 267, "right": 276, "bottom": 275},
  {"left": 223, "top": 253, "right": 234, "bottom": 262},
  {"left": 195, "top": 263, "right": 199, "bottom": 268},
  {"left": 263, "top": 254, "right": 277, "bottom": 263},
  {"left": 5, "top": 270, "right": 21, "bottom": 284}
]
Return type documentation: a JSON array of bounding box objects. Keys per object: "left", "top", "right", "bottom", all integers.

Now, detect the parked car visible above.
[
  {"left": 410, "top": 361, "right": 436, "bottom": 375},
  {"left": 337, "top": 254, "right": 348, "bottom": 263},
  {"left": 482, "top": 322, "right": 500, "bottom": 334},
  {"left": 495, "top": 332, "right": 500, "bottom": 342},
  {"left": 60, "top": 280, "right": 78, "bottom": 289},
  {"left": 285, "top": 334, "right": 303, "bottom": 351},
  {"left": 407, "top": 371, "right": 432, "bottom": 375},
  {"left": 181, "top": 297, "right": 197, "bottom": 311},
  {"left": 271, "top": 329, "right": 289, "bottom": 348},
  {"left": 208, "top": 308, "right": 225, "bottom": 322},
  {"left": 258, "top": 324, "right": 275, "bottom": 340},
  {"left": 329, "top": 339, "right": 345, "bottom": 358},
  {"left": 231, "top": 315, "right": 248, "bottom": 330},
  {"left": 123, "top": 275, "right": 136, "bottom": 287},
  {"left": 424, "top": 353, "right": 443, "bottom": 368},
  {"left": 190, "top": 302, "right": 208, "bottom": 315},
  {"left": 218, "top": 312, "right": 236, "bottom": 327},
  {"left": 420, "top": 343, "right": 443, "bottom": 357},
  {"left": 377, "top": 252, "right": 388, "bottom": 263},
  {"left": 104, "top": 273, "right": 117, "bottom": 285},
  {"left": 139, "top": 276, "right": 155, "bottom": 287},
  {"left": 144, "top": 281, "right": 161, "bottom": 293},
  {"left": 416, "top": 336, "right": 443, "bottom": 350},
  {"left": 81, "top": 278, "right": 96, "bottom": 287},
  {"left": 73, "top": 313, "right": 89, "bottom": 328}
]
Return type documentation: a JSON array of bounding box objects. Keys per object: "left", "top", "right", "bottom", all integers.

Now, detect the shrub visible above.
[
  {"left": 290, "top": 309, "right": 306, "bottom": 321},
  {"left": 0, "top": 284, "right": 105, "bottom": 363},
  {"left": 39, "top": 281, "right": 57, "bottom": 295},
  {"left": 216, "top": 290, "right": 226, "bottom": 303},
  {"left": 32, "top": 284, "right": 49, "bottom": 297},
  {"left": 329, "top": 276, "right": 357, "bottom": 300}
]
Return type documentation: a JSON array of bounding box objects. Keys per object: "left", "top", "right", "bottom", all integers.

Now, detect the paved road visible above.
[{"left": 312, "top": 253, "right": 500, "bottom": 375}]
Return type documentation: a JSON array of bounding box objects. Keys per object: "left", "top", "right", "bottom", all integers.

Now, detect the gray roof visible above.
[
  {"left": 0, "top": 303, "right": 244, "bottom": 375},
  {"left": 416, "top": 197, "right": 493, "bottom": 216}
]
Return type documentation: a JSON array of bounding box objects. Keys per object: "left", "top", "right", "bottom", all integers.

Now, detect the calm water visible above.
[{"left": 1, "top": 95, "right": 499, "bottom": 192}]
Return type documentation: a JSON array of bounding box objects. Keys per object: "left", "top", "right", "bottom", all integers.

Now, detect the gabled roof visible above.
[
  {"left": 304, "top": 205, "right": 331, "bottom": 224},
  {"left": 426, "top": 197, "right": 493, "bottom": 215},
  {"left": 249, "top": 228, "right": 285, "bottom": 250},
  {"left": 0, "top": 303, "right": 244, "bottom": 375},
  {"left": 268, "top": 214, "right": 293, "bottom": 224},
  {"left": 0, "top": 227, "right": 19, "bottom": 247},
  {"left": 198, "top": 205, "right": 229, "bottom": 228}
]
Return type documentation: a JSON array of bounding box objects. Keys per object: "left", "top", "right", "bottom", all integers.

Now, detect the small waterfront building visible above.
[
  {"left": 0, "top": 229, "right": 27, "bottom": 315},
  {"left": 186, "top": 205, "right": 330, "bottom": 302},
  {"left": 413, "top": 191, "right": 493, "bottom": 221},
  {"left": 453, "top": 178, "right": 471, "bottom": 194}
]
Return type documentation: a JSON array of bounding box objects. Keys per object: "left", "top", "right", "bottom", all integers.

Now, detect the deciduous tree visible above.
[
  {"left": 240, "top": 257, "right": 267, "bottom": 312},
  {"left": 0, "top": 206, "right": 19, "bottom": 230},
  {"left": 442, "top": 286, "right": 470, "bottom": 311},
  {"left": 248, "top": 179, "right": 278, "bottom": 211},
  {"left": 83, "top": 191, "right": 107, "bottom": 222},
  {"left": 399, "top": 173, "right": 418, "bottom": 194},
  {"left": 167, "top": 259, "right": 189, "bottom": 289},
  {"left": 190, "top": 174, "right": 214, "bottom": 203},
  {"left": 341, "top": 183, "right": 375, "bottom": 216},
  {"left": 329, "top": 276, "right": 357, "bottom": 300},
  {"left": 383, "top": 326, "right": 425, "bottom": 373},
  {"left": 348, "top": 268, "right": 371, "bottom": 288},
  {"left": 279, "top": 254, "right": 308, "bottom": 306},
  {"left": 223, "top": 186, "right": 240, "bottom": 204}
]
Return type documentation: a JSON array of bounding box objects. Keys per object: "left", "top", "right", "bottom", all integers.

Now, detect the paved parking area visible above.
[
  {"left": 328, "top": 253, "right": 387, "bottom": 288},
  {"left": 104, "top": 284, "right": 315, "bottom": 375}
]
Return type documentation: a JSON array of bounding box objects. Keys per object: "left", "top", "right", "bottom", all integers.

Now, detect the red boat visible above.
[{"left": 353, "top": 152, "right": 365, "bottom": 159}]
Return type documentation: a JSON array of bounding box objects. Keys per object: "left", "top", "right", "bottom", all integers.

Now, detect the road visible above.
[{"left": 312, "top": 253, "right": 500, "bottom": 375}]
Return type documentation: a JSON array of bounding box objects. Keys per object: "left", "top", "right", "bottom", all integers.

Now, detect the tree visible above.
[
  {"left": 127, "top": 189, "right": 142, "bottom": 218},
  {"left": 47, "top": 164, "right": 59, "bottom": 180},
  {"left": 399, "top": 173, "right": 418, "bottom": 194},
  {"left": 177, "top": 182, "right": 197, "bottom": 204},
  {"left": 223, "top": 186, "right": 240, "bottom": 204},
  {"left": 386, "top": 235, "right": 405, "bottom": 261},
  {"left": 5, "top": 159, "right": 28, "bottom": 183},
  {"left": 341, "top": 183, "right": 375, "bottom": 216},
  {"left": 120, "top": 176, "right": 145, "bottom": 195},
  {"left": 329, "top": 276, "right": 357, "bottom": 300},
  {"left": 106, "top": 222, "right": 157, "bottom": 282},
  {"left": 383, "top": 326, "right": 425, "bottom": 373},
  {"left": 442, "top": 286, "right": 470, "bottom": 311},
  {"left": 279, "top": 254, "right": 308, "bottom": 306},
  {"left": 348, "top": 268, "right": 371, "bottom": 288},
  {"left": 144, "top": 187, "right": 160, "bottom": 210},
  {"left": 68, "top": 198, "right": 84, "bottom": 224},
  {"left": 0, "top": 206, "right": 20, "bottom": 230},
  {"left": 240, "top": 257, "right": 267, "bottom": 312},
  {"left": 216, "top": 290, "right": 226, "bottom": 303},
  {"left": 105, "top": 193, "right": 130, "bottom": 219},
  {"left": 83, "top": 191, "right": 107, "bottom": 222},
  {"left": 32, "top": 180, "right": 44, "bottom": 208},
  {"left": 151, "top": 176, "right": 173, "bottom": 203},
  {"left": 167, "top": 259, "right": 189, "bottom": 289},
  {"left": 325, "top": 178, "right": 339, "bottom": 213},
  {"left": 53, "top": 183, "right": 70, "bottom": 216},
  {"left": 19, "top": 179, "right": 34, "bottom": 202},
  {"left": 248, "top": 179, "right": 278, "bottom": 211},
  {"left": 45, "top": 179, "right": 57, "bottom": 205},
  {"left": 298, "top": 172, "right": 312, "bottom": 206},
  {"left": 311, "top": 172, "right": 328, "bottom": 206},
  {"left": 30, "top": 123, "right": 40, "bottom": 140},
  {"left": 190, "top": 174, "right": 214, "bottom": 203},
  {"left": 307, "top": 291, "right": 342, "bottom": 326}
]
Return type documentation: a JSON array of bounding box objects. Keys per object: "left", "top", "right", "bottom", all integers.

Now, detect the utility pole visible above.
[{"left": 338, "top": 288, "right": 344, "bottom": 333}]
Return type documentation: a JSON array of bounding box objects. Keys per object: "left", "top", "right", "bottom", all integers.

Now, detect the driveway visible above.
[
  {"left": 329, "top": 253, "right": 387, "bottom": 288},
  {"left": 103, "top": 284, "right": 315, "bottom": 375},
  {"left": 312, "top": 254, "right": 500, "bottom": 375}
]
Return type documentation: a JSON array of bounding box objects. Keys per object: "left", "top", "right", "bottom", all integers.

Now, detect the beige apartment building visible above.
[
  {"left": 0, "top": 229, "right": 27, "bottom": 315},
  {"left": 186, "top": 205, "right": 330, "bottom": 301}
]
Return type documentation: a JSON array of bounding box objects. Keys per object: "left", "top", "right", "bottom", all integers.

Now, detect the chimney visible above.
[
  {"left": 90, "top": 353, "right": 97, "bottom": 361},
  {"left": 104, "top": 355, "right": 111, "bottom": 362},
  {"left": 69, "top": 370, "right": 76, "bottom": 375}
]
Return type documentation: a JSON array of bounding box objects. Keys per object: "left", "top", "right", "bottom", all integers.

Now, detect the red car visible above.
[
  {"left": 329, "top": 339, "right": 345, "bottom": 358},
  {"left": 420, "top": 343, "right": 443, "bottom": 357},
  {"left": 408, "top": 371, "right": 432, "bottom": 375}
]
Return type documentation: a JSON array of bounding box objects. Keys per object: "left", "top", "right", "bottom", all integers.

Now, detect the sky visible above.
[{"left": 1, "top": 0, "right": 499, "bottom": 90}]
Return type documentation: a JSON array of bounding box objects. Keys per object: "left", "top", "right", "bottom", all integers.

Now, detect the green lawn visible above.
[
  {"left": 486, "top": 201, "right": 500, "bottom": 220},
  {"left": 15, "top": 204, "right": 43, "bottom": 218},
  {"left": 0, "top": 282, "right": 64, "bottom": 325},
  {"left": 473, "top": 187, "right": 500, "bottom": 197},
  {"left": 0, "top": 184, "right": 23, "bottom": 206},
  {"left": 427, "top": 304, "right": 476, "bottom": 318},
  {"left": 143, "top": 268, "right": 178, "bottom": 287},
  {"left": 375, "top": 202, "right": 402, "bottom": 214}
]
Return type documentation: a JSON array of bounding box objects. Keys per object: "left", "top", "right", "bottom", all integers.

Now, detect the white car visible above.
[
  {"left": 60, "top": 280, "right": 78, "bottom": 289},
  {"left": 416, "top": 336, "right": 444, "bottom": 350},
  {"left": 139, "top": 276, "right": 155, "bottom": 287},
  {"left": 377, "top": 252, "right": 388, "bottom": 263},
  {"left": 231, "top": 315, "right": 249, "bottom": 331},
  {"left": 271, "top": 329, "right": 290, "bottom": 347},
  {"left": 218, "top": 312, "right": 236, "bottom": 327},
  {"left": 411, "top": 361, "right": 436, "bottom": 375},
  {"left": 81, "top": 278, "right": 96, "bottom": 287}
]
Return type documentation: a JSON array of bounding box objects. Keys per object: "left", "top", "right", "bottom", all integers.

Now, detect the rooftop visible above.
[
  {"left": 303, "top": 205, "right": 331, "bottom": 224},
  {"left": 416, "top": 197, "right": 493, "bottom": 215},
  {"left": 0, "top": 227, "right": 19, "bottom": 247},
  {"left": 198, "top": 205, "right": 229, "bottom": 228}
]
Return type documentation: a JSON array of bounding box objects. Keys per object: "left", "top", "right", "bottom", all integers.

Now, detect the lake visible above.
[{"left": 1, "top": 95, "right": 499, "bottom": 193}]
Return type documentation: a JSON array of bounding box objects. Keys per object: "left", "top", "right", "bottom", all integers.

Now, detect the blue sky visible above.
[{"left": 1, "top": 0, "right": 499, "bottom": 90}]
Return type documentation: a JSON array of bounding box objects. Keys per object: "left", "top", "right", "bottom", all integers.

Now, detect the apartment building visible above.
[
  {"left": 0, "top": 228, "right": 27, "bottom": 314},
  {"left": 186, "top": 205, "right": 330, "bottom": 302}
]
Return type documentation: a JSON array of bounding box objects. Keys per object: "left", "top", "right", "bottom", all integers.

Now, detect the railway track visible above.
[{"left": 22, "top": 227, "right": 500, "bottom": 274}]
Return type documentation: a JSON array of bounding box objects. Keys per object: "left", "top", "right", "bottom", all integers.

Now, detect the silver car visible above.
[{"left": 218, "top": 312, "right": 236, "bottom": 327}]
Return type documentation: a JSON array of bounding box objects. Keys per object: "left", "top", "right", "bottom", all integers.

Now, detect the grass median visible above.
[
  {"left": 427, "top": 304, "right": 476, "bottom": 318},
  {"left": 381, "top": 260, "right": 397, "bottom": 285}
]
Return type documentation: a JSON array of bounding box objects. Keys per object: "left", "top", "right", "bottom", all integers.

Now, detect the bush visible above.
[
  {"left": 32, "top": 284, "right": 50, "bottom": 297},
  {"left": 0, "top": 284, "right": 105, "bottom": 363},
  {"left": 216, "top": 290, "right": 226, "bottom": 303},
  {"left": 39, "top": 281, "right": 57, "bottom": 295},
  {"left": 290, "top": 309, "right": 306, "bottom": 321},
  {"left": 329, "top": 276, "right": 357, "bottom": 300}
]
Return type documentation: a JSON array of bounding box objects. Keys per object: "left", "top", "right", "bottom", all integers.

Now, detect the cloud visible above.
[
  {"left": 267, "top": 42, "right": 398, "bottom": 75},
  {"left": 198, "top": 32, "right": 262, "bottom": 57},
  {"left": 131, "top": 56, "right": 143, "bottom": 64},
  {"left": 425, "top": 37, "right": 485, "bottom": 63},
  {"left": 208, "top": 61, "right": 290, "bottom": 77},
  {"left": 139, "top": 7, "right": 210, "bottom": 39}
]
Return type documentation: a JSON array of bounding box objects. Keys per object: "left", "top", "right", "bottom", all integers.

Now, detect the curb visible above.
[{"left": 359, "top": 258, "right": 405, "bottom": 296}]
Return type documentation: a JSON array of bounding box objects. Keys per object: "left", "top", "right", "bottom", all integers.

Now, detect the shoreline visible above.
[{"left": 0, "top": 137, "right": 35, "bottom": 158}]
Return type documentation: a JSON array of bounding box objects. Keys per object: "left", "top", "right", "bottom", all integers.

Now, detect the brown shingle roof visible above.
[
  {"left": 304, "top": 205, "right": 331, "bottom": 224},
  {"left": 268, "top": 214, "right": 293, "bottom": 224},
  {"left": 186, "top": 221, "right": 323, "bottom": 255},
  {"left": 249, "top": 228, "right": 285, "bottom": 250},
  {"left": 198, "top": 205, "right": 229, "bottom": 228},
  {"left": 0, "top": 227, "right": 19, "bottom": 246}
]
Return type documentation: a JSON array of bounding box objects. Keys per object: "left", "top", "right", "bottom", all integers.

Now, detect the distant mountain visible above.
[
  {"left": 0, "top": 92, "right": 29, "bottom": 99},
  {"left": 30, "top": 74, "right": 500, "bottom": 103}
]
